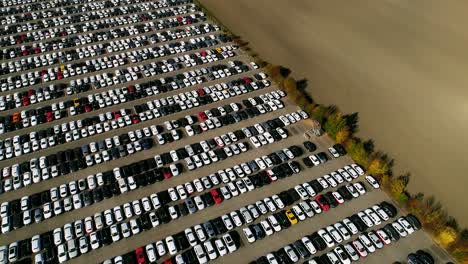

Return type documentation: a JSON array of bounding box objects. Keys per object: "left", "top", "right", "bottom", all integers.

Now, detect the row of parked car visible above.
[
  {"left": 1, "top": 22, "right": 221, "bottom": 78},
  {"left": 2, "top": 24, "right": 223, "bottom": 84},
  {"left": 0, "top": 43, "right": 236, "bottom": 132},
  {"left": 0, "top": 0, "right": 134, "bottom": 13},
  {"left": 105, "top": 143, "right": 312, "bottom": 264},
  {"left": 1, "top": 27, "right": 224, "bottom": 103},
  {"left": 0, "top": 99, "right": 302, "bottom": 233},
  {"left": 0, "top": 63, "right": 254, "bottom": 161},
  {"left": 111, "top": 143, "right": 360, "bottom": 264},
  {"left": 257, "top": 203, "right": 417, "bottom": 264},
  {"left": 1, "top": 7, "right": 206, "bottom": 64},
  {"left": 1, "top": 32, "right": 228, "bottom": 96},
  {"left": 0, "top": 2, "right": 199, "bottom": 47},
  {"left": 0, "top": 130, "right": 300, "bottom": 263},
  {"left": 290, "top": 214, "right": 420, "bottom": 264},
  {"left": 0, "top": 0, "right": 187, "bottom": 35},
  {"left": 0, "top": 83, "right": 275, "bottom": 198}
]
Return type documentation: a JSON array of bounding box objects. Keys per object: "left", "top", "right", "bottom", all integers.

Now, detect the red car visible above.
[
  {"left": 210, "top": 189, "right": 223, "bottom": 204},
  {"left": 162, "top": 168, "right": 172, "bottom": 179},
  {"left": 45, "top": 112, "right": 54, "bottom": 122},
  {"left": 198, "top": 112, "right": 207, "bottom": 121},
  {"left": 197, "top": 88, "right": 205, "bottom": 96},
  {"left": 176, "top": 16, "right": 183, "bottom": 22},
  {"left": 242, "top": 77, "right": 252, "bottom": 84},
  {"left": 131, "top": 115, "right": 140, "bottom": 124},
  {"left": 22, "top": 50, "right": 28, "bottom": 56},
  {"left": 114, "top": 111, "right": 121, "bottom": 119},
  {"left": 135, "top": 247, "right": 147, "bottom": 264},
  {"left": 266, "top": 170, "right": 277, "bottom": 182},
  {"left": 163, "top": 259, "right": 174, "bottom": 264},
  {"left": 27, "top": 89, "right": 35, "bottom": 97},
  {"left": 314, "top": 195, "right": 330, "bottom": 212},
  {"left": 56, "top": 72, "right": 63, "bottom": 80},
  {"left": 84, "top": 104, "right": 91, "bottom": 112},
  {"left": 22, "top": 97, "right": 30, "bottom": 106}
]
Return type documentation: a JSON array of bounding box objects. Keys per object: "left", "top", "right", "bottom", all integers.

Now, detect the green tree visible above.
[
  {"left": 311, "top": 105, "right": 327, "bottom": 124},
  {"left": 324, "top": 112, "right": 347, "bottom": 139}
]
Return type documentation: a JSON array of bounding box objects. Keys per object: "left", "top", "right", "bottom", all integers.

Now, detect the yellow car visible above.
[
  {"left": 73, "top": 98, "right": 80, "bottom": 107},
  {"left": 285, "top": 210, "right": 298, "bottom": 225},
  {"left": 216, "top": 47, "right": 223, "bottom": 53}
]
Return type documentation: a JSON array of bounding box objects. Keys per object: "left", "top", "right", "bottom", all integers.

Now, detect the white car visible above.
[
  {"left": 194, "top": 244, "right": 208, "bottom": 264},
  {"left": 317, "top": 229, "right": 335, "bottom": 247},
  {"left": 31, "top": 235, "right": 42, "bottom": 253},
  {"left": 222, "top": 233, "right": 238, "bottom": 253},
  {"left": 260, "top": 220, "right": 274, "bottom": 236},
  {"left": 146, "top": 244, "right": 157, "bottom": 263},
  {"left": 185, "top": 228, "right": 198, "bottom": 246},
  {"left": 203, "top": 240, "right": 218, "bottom": 260},
  {"left": 166, "top": 236, "right": 178, "bottom": 255},
  {"left": 243, "top": 227, "right": 256, "bottom": 243},
  {"left": 365, "top": 175, "right": 380, "bottom": 188},
  {"left": 214, "top": 239, "right": 228, "bottom": 256}
]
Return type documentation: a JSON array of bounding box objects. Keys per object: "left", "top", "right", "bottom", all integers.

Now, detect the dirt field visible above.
[{"left": 201, "top": 0, "right": 468, "bottom": 226}]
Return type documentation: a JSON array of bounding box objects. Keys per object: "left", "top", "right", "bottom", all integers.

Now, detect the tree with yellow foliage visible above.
[
  {"left": 335, "top": 128, "right": 350, "bottom": 144},
  {"left": 282, "top": 77, "right": 297, "bottom": 93},
  {"left": 367, "top": 158, "right": 391, "bottom": 176},
  {"left": 390, "top": 178, "right": 406, "bottom": 198},
  {"left": 436, "top": 226, "right": 458, "bottom": 247},
  {"left": 345, "top": 139, "right": 370, "bottom": 167}
]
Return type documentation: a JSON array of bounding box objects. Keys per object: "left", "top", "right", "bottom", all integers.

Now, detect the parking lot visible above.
[{"left": 0, "top": 0, "right": 454, "bottom": 264}]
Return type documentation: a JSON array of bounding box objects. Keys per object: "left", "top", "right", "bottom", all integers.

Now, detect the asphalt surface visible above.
[{"left": 0, "top": 1, "right": 454, "bottom": 263}]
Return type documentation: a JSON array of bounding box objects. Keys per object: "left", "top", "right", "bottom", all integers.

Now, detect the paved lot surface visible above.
[{"left": 0, "top": 1, "right": 454, "bottom": 263}]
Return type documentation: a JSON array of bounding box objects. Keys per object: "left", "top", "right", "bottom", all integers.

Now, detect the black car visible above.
[
  {"left": 211, "top": 217, "right": 227, "bottom": 235},
  {"left": 139, "top": 214, "right": 152, "bottom": 230},
  {"left": 333, "top": 144, "right": 347, "bottom": 155},
  {"left": 302, "top": 157, "right": 315, "bottom": 168},
  {"left": 309, "top": 180, "right": 324, "bottom": 193},
  {"left": 350, "top": 215, "right": 368, "bottom": 232},
  {"left": 309, "top": 233, "right": 327, "bottom": 251},
  {"left": 323, "top": 192, "right": 338, "bottom": 208},
  {"left": 274, "top": 211, "right": 292, "bottom": 229},
  {"left": 174, "top": 232, "right": 190, "bottom": 251},
  {"left": 182, "top": 248, "right": 198, "bottom": 264},
  {"left": 380, "top": 201, "right": 398, "bottom": 218},
  {"left": 156, "top": 207, "right": 171, "bottom": 224},
  {"left": 278, "top": 191, "right": 294, "bottom": 206},
  {"left": 316, "top": 152, "right": 329, "bottom": 163},
  {"left": 292, "top": 240, "right": 310, "bottom": 258},
  {"left": 102, "top": 185, "right": 113, "bottom": 199},
  {"left": 406, "top": 214, "right": 422, "bottom": 230},
  {"left": 99, "top": 227, "right": 112, "bottom": 245},
  {"left": 203, "top": 221, "right": 217, "bottom": 239},
  {"left": 337, "top": 186, "right": 353, "bottom": 201},
  {"left": 250, "top": 224, "right": 265, "bottom": 239},
  {"left": 383, "top": 224, "right": 401, "bottom": 241},
  {"left": 289, "top": 145, "right": 304, "bottom": 157},
  {"left": 303, "top": 141, "right": 317, "bottom": 152},
  {"left": 415, "top": 250, "right": 434, "bottom": 264}
]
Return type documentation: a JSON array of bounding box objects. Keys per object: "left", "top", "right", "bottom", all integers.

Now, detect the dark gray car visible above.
[{"left": 184, "top": 198, "right": 197, "bottom": 214}]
